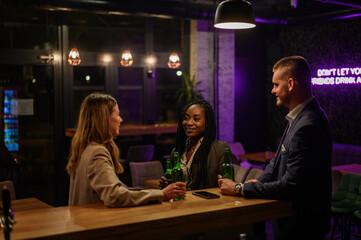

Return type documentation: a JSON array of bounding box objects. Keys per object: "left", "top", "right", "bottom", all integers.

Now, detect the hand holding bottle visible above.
[
  {"left": 171, "top": 152, "right": 184, "bottom": 200},
  {"left": 159, "top": 158, "right": 173, "bottom": 189},
  {"left": 159, "top": 176, "right": 169, "bottom": 189},
  {"left": 162, "top": 182, "right": 187, "bottom": 201},
  {"left": 222, "top": 148, "right": 234, "bottom": 180},
  {"left": 218, "top": 177, "right": 237, "bottom": 196}
]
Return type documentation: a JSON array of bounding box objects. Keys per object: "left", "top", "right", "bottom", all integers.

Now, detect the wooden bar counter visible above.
[
  {"left": 11, "top": 197, "right": 53, "bottom": 212},
  {"left": 10, "top": 188, "right": 292, "bottom": 240}
]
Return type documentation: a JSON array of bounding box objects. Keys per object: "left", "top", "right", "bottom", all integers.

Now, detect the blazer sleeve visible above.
[
  {"left": 257, "top": 155, "right": 276, "bottom": 182},
  {"left": 244, "top": 121, "right": 321, "bottom": 200},
  {"left": 212, "top": 141, "right": 229, "bottom": 174},
  {"left": 87, "top": 146, "right": 164, "bottom": 207},
  {"left": 205, "top": 140, "right": 232, "bottom": 188}
]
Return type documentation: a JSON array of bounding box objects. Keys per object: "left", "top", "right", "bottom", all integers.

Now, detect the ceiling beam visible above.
[{"left": 313, "top": 0, "right": 361, "bottom": 8}]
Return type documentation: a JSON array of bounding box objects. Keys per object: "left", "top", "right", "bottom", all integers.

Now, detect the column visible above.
[{"left": 189, "top": 20, "right": 234, "bottom": 143}]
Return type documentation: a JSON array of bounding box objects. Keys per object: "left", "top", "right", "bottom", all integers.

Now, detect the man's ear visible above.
[{"left": 288, "top": 77, "right": 295, "bottom": 92}]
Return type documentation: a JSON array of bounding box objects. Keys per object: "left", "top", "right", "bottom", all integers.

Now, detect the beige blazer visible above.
[{"left": 68, "top": 143, "right": 164, "bottom": 207}]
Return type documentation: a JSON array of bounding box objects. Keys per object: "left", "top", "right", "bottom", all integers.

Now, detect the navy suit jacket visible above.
[{"left": 244, "top": 98, "right": 332, "bottom": 239}]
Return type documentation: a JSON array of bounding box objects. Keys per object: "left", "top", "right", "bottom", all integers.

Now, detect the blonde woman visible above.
[{"left": 67, "top": 93, "right": 186, "bottom": 207}]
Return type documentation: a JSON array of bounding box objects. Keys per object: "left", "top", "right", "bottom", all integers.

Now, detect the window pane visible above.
[
  {"left": 73, "top": 66, "right": 105, "bottom": 86},
  {"left": 0, "top": 4, "right": 58, "bottom": 50},
  {"left": 73, "top": 66, "right": 105, "bottom": 123},
  {"left": 118, "top": 89, "right": 142, "bottom": 124},
  {"left": 69, "top": 14, "right": 145, "bottom": 53},
  {"left": 118, "top": 67, "right": 143, "bottom": 124},
  {"left": 153, "top": 18, "right": 182, "bottom": 53},
  {"left": 118, "top": 67, "right": 143, "bottom": 86},
  {"left": 0, "top": 64, "right": 55, "bottom": 202},
  {"left": 155, "top": 68, "right": 182, "bottom": 123}
]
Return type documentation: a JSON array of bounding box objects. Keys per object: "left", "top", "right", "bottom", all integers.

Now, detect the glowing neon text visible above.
[{"left": 312, "top": 67, "right": 361, "bottom": 85}]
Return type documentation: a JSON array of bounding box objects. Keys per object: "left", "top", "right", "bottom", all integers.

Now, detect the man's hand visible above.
[
  {"left": 218, "top": 177, "right": 237, "bottom": 196},
  {"left": 245, "top": 179, "right": 258, "bottom": 183}
]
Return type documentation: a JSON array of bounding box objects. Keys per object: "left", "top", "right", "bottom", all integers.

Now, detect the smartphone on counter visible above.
[{"left": 192, "top": 191, "right": 220, "bottom": 199}]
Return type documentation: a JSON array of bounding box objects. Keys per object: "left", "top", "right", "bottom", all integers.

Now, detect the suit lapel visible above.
[
  {"left": 289, "top": 98, "right": 318, "bottom": 133},
  {"left": 273, "top": 99, "right": 318, "bottom": 169},
  {"left": 272, "top": 122, "right": 290, "bottom": 168}
]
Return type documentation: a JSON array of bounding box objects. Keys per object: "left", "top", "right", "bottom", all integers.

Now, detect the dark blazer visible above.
[
  {"left": 244, "top": 98, "right": 332, "bottom": 240},
  {"left": 173, "top": 140, "right": 232, "bottom": 190},
  {"left": 204, "top": 140, "right": 232, "bottom": 189}
]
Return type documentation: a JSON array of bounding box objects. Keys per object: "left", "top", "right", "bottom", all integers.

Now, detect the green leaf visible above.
[{"left": 176, "top": 73, "right": 204, "bottom": 104}]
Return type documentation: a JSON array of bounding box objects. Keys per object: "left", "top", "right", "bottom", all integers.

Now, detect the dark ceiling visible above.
[
  {"left": 252, "top": 0, "right": 361, "bottom": 24},
  {"left": 2, "top": 0, "right": 361, "bottom": 26}
]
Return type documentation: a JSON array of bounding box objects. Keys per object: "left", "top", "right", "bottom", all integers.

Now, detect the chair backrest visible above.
[
  {"left": 126, "top": 145, "right": 154, "bottom": 162},
  {"left": 332, "top": 169, "right": 343, "bottom": 193},
  {"left": 0, "top": 180, "right": 16, "bottom": 200},
  {"left": 228, "top": 142, "right": 246, "bottom": 163},
  {"left": 245, "top": 168, "right": 263, "bottom": 182},
  {"left": 233, "top": 164, "right": 250, "bottom": 183},
  {"left": 332, "top": 173, "right": 361, "bottom": 206},
  {"left": 129, "top": 161, "right": 164, "bottom": 188},
  {"left": 355, "top": 209, "right": 361, "bottom": 219},
  {"left": 332, "top": 143, "right": 361, "bottom": 166}
]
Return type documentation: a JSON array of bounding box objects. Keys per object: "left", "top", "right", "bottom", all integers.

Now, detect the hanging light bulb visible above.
[
  {"left": 167, "top": 53, "right": 181, "bottom": 69},
  {"left": 120, "top": 50, "right": 133, "bottom": 67},
  {"left": 68, "top": 48, "right": 81, "bottom": 66},
  {"left": 146, "top": 56, "right": 156, "bottom": 65}
]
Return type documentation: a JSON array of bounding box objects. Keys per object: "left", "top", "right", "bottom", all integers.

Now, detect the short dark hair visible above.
[{"left": 273, "top": 56, "right": 311, "bottom": 90}]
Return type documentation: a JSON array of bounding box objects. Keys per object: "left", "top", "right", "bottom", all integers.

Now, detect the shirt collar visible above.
[
  {"left": 285, "top": 96, "right": 314, "bottom": 124},
  {"left": 186, "top": 137, "right": 204, "bottom": 147}
]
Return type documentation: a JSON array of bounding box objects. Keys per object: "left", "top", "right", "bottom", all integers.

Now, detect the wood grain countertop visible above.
[{"left": 10, "top": 188, "right": 292, "bottom": 240}]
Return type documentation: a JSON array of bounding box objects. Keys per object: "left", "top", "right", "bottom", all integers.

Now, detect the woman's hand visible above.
[
  {"left": 159, "top": 176, "right": 169, "bottom": 189},
  {"left": 162, "top": 182, "right": 187, "bottom": 200}
]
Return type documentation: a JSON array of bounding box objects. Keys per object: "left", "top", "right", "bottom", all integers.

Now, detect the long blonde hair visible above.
[{"left": 66, "top": 93, "right": 123, "bottom": 175}]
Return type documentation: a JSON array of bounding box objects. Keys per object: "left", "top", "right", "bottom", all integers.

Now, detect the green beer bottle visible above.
[
  {"left": 164, "top": 158, "right": 173, "bottom": 184},
  {"left": 222, "top": 148, "right": 234, "bottom": 180},
  {"left": 171, "top": 152, "right": 184, "bottom": 200}
]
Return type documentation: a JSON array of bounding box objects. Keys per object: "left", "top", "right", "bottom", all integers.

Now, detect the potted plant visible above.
[{"left": 175, "top": 73, "right": 203, "bottom": 105}]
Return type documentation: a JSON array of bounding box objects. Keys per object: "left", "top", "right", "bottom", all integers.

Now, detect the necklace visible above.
[
  {"left": 186, "top": 138, "right": 197, "bottom": 154},
  {"left": 188, "top": 144, "right": 197, "bottom": 154},
  {"left": 186, "top": 143, "right": 197, "bottom": 164}
]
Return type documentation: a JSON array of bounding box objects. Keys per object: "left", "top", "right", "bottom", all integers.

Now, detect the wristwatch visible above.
[{"left": 234, "top": 183, "right": 244, "bottom": 196}]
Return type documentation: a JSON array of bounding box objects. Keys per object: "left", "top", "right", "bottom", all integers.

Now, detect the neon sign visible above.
[{"left": 312, "top": 67, "right": 361, "bottom": 85}]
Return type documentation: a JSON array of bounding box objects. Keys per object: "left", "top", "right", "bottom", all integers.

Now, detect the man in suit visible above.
[{"left": 218, "top": 56, "right": 332, "bottom": 239}]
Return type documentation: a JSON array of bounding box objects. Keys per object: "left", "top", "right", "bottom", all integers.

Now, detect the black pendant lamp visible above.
[{"left": 214, "top": 0, "right": 256, "bottom": 29}]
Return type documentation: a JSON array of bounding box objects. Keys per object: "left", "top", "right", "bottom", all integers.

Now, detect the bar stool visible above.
[{"left": 331, "top": 173, "right": 361, "bottom": 240}]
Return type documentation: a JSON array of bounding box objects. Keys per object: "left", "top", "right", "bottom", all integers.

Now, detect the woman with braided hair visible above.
[{"left": 160, "top": 98, "right": 235, "bottom": 190}]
